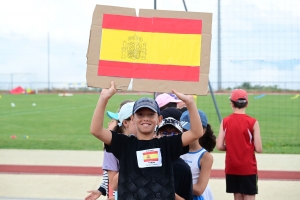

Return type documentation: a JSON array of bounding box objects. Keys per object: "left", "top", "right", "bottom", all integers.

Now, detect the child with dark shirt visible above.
[
  {"left": 156, "top": 117, "right": 193, "bottom": 200},
  {"left": 90, "top": 81, "right": 203, "bottom": 200}
]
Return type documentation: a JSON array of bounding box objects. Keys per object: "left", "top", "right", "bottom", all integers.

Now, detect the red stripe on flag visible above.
[
  {"left": 98, "top": 60, "right": 199, "bottom": 82},
  {"left": 144, "top": 158, "right": 159, "bottom": 162},
  {"left": 102, "top": 14, "right": 202, "bottom": 34},
  {"left": 152, "top": 17, "right": 202, "bottom": 34},
  {"left": 103, "top": 14, "right": 152, "bottom": 32},
  {"left": 143, "top": 151, "right": 158, "bottom": 155}
]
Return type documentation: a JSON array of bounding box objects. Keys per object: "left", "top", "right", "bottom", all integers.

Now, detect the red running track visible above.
[{"left": 1, "top": 165, "right": 300, "bottom": 181}]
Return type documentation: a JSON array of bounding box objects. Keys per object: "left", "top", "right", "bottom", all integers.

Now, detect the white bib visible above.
[{"left": 136, "top": 148, "right": 162, "bottom": 168}]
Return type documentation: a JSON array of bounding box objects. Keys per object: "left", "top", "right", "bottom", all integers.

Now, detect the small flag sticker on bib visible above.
[{"left": 143, "top": 151, "right": 159, "bottom": 162}]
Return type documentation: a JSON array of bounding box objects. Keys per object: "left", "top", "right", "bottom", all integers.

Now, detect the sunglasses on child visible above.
[{"left": 157, "top": 131, "right": 180, "bottom": 136}]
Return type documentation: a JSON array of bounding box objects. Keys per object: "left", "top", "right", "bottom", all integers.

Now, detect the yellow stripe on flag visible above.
[
  {"left": 143, "top": 152, "right": 158, "bottom": 162},
  {"left": 143, "top": 154, "right": 158, "bottom": 159},
  {"left": 100, "top": 29, "right": 201, "bottom": 66}
]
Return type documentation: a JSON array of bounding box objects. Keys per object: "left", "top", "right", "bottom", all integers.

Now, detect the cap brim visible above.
[
  {"left": 180, "top": 121, "right": 190, "bottom": 131},
  {"left": 171, "top": 99, "right": 182, "bottom": 103},
  {"left": 133, "top": 105, "right": 158, "bottom": 114},
  {"left": 106, "top": 111, "right": 118, "bottom": 120},
  {"left": 157, "top": 122, "right": 183, "bottom": 133}
]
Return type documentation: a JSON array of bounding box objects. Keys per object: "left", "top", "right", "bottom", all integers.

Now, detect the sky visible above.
[{"left": 0, "top": 0, "right": 299, "bottom": 90}]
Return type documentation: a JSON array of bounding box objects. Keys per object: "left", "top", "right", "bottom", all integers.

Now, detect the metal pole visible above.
[
  {"left": 182, "top": 0, "right": 187, "bottom": 11},
  {"left": 153, "top": 0, "right": 157, "bottom": 99},
  {"left": 217, "top": 0, "right": 221, "bottom": 90},
  {"left": 182, "top": 0, "right": 222, "bottom": 123},
  {"left": 11, "top": 73, "right": 13, "bottom": 90},
  {"left": 209, "top": 81, "right": 222, "bottom": 123},
  {"left": 47, "top": 32, "right": 50, "bottom": 92}
]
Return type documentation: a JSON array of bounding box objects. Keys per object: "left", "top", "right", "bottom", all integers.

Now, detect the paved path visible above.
[{"left": 1, "top": 149, "right": 300, "bottom": 200}]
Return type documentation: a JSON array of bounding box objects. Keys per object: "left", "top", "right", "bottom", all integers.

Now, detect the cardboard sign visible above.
[{"left": 86, "top": 5, "right": 212, "bottom": 95}]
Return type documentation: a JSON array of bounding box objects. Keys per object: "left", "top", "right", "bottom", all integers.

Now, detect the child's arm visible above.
[
  {"left": 90, "top": 81, "right": 116, "bottom": 145},
  {"left": 175, "top": 193, "right": 184, "bottom": 200},
  {"left": 173, "top": 90, "right": 203, "bottom": 146},
  {"left": 253, "top": 121, "right": 263, "bottom": 153},
  {"left": 193, "top": 152, "right": 213, "bottom": 196},
  {"left": 216, "top": 120, "right": 226, "bottom": 151},
  {"left": 111, "top": 172, "right": 119, "bottom": 191},
  {"left": 85, "top": 190, "right": 102, "bottom": 200},
  {"left": 108, "top": 170, "right": 118, "bottom": 191}
]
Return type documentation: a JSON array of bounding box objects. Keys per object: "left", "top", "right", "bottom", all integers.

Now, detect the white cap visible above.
[{"left": 118, "top": 102, "right": 135, "bottom": 126}]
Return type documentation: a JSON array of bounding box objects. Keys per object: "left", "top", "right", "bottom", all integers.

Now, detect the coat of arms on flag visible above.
[
  {"left": 143, "top": 150, "right": 159, "bottom": 162},
  {"left": 86, "top": 5, "right": 212, "bottom": 95}
]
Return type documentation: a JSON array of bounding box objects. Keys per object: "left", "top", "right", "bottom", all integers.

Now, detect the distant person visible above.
[
  {"left": 90, "top": 81, "right": 203, "bottom": 199},
  {"left": 155, "top": 93, "right": 182, "bottom": 111},
  {"left": 180, "top": 110, "right": 216, "bottom": 200},
  {"left": 216, "top": 89, "right": 263, "bottom": 200}
]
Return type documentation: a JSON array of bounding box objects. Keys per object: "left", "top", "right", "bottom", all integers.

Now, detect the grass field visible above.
[{"left": 0, "top": 93, "right": 299, "bottom": 153}]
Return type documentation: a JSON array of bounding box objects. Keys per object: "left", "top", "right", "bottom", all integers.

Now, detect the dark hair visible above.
[
  {"left": 199, "top": 124, "right": 216, "bottom": 152},
  {"left": 112, "top": 124, "right": 124, "bottom": 133},
  {"left": 112, "top": 116, "right": 131, "bottom": 134},
  {"left": 230, "top": 99, "right": 248, "bottom": 109},
  {"left": 160, "top": 102, "right": 177, "bottom": 111}
]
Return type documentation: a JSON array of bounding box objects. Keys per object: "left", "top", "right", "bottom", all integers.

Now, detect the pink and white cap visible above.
[{"left": 155, "top": 93, "right": 181, "bottom": 108}]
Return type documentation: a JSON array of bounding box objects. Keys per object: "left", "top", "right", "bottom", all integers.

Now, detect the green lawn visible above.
[{"left": 0, "top": 93, "right": 299, "bottom": 153}]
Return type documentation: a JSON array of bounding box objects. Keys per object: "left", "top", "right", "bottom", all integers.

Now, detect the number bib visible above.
[{"left": 136, "top": 148, "right": 162, "bottom": 168}]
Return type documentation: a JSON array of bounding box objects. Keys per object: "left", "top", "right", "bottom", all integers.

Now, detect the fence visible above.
[{"left": 0, "top": 0, "right": 299, "bottom": 151}]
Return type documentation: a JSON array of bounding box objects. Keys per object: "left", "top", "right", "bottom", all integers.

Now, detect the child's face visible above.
[
  {"left": 157, "top": 125, "right": 181, "bottom": 138},
  {"left": 133, "top": 108, "right": 160, "bottom": 135},
  {"left": 108, "top": 119, "right": 117, "bottom": 130}
]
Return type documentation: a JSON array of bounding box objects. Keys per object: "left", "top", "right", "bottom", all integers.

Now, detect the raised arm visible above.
[
  {"left": 90, "top": 81, "right": 116, "bottom": 145},
  {"left": 216, "top": 120, "right": 226, "bottom": 151},
  {"left": 173, "top": 90, "right": 203, "bottom": 146}
]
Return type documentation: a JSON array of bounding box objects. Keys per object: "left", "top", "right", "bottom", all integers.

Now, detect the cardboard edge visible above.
[
  {"left": 200, "top": 34, "right": 212, "bottom": 74},
  {"left": 86, "top": 5, "right": 213, "bottom": 95}
]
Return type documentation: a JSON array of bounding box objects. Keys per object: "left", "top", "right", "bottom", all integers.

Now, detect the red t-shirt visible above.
[{"left": 223, "top": 113, "right": 257, "bottom": 175}]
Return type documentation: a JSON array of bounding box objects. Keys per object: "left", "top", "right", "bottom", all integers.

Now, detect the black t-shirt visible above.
[
  {"left": 106, "top": 131, "right": 189, "bottom": 200},
  {"left": 173, "top": 158, "right": 193, "bottom": 200}
]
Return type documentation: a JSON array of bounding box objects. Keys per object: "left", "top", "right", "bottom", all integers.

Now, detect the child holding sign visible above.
[{"left": 90, "top": 81, "right": 203, "bottom": 200}]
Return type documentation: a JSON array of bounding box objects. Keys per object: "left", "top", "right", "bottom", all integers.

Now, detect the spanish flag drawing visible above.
[
  {"left": 143, "top": 150, "right": 159, "bottom": 162},
  {"left": 98, "top": 14, "right": 202, "bottom": 82}
]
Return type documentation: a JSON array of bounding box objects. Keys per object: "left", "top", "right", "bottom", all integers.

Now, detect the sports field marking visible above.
[
  {"left": 291, "top": 94, "right": 299, "bottom": 100},
  {"left": 254, "top": 94, "right": 266, "bottom": 99}
]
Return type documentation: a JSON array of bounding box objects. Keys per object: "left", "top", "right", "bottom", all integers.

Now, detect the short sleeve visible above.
[
  {"left": 104, "top": 131, "right": 128, "bottom": 160},
  {"left": 102, "top": 150, "right": 119, "bottom": 171}
]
